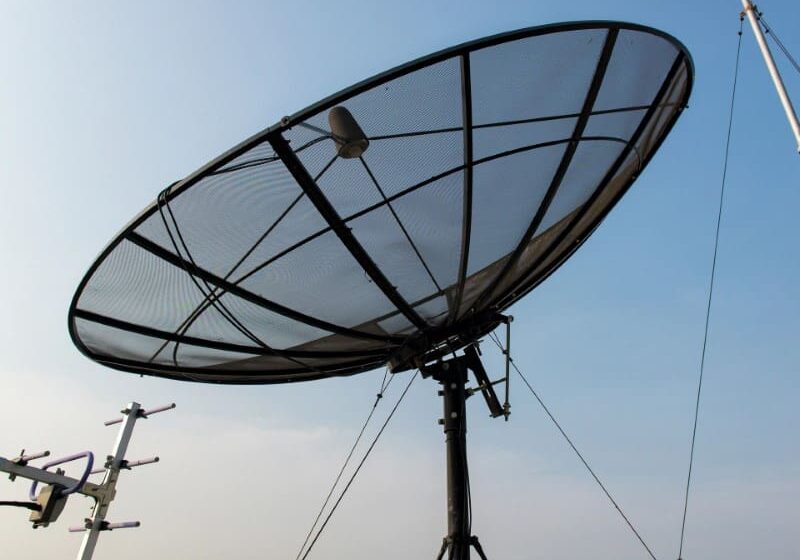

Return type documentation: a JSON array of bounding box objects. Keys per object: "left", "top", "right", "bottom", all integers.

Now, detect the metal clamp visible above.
[
  {"left": 104, "top": 402, "right": 175, "bottom": 426},
  {"left": 11, "top": 449, "right": 50, "bottom": 465},
  {"left": 4, "top": 450, "right": 50, "bottom": 481},
  {"left": 69, "top": 520, "right": 140, "bottom": 532},
  {"left": 90, "top": 456, "right": 159, "bottom": 475}
]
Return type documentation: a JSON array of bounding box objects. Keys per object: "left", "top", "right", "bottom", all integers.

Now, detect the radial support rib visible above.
[
  {"left": 450, "top": 53, "right": 474, "bottom": 325},
  {"left": 268, "top": 132, "right": 427, "bottom": 330},
  {"left": 126, "top": 232, "right": 399, "bottom": 344},
  {"left": 468, "top": 28, "right": 619, "bottom": 316}
]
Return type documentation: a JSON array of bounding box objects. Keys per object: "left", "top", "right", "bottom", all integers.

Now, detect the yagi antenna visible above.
[{"left": 0, "top": 401, "right": 175, "bottom": 560}]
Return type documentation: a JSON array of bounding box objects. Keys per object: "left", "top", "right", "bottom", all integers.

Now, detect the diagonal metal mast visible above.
[{"left": 740, "top": 0, "right": 800, "bottom": 153}]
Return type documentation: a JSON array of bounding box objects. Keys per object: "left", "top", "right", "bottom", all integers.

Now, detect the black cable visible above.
[
  {"left": 760, "top": 16, "right": 800, "bottom": 76},
  {"left": 464, "top": 415, "right": 472, "bottom": 548},
  {"left": 0, "top": 501, "right": 41, "bottom": 511},
  {"left": 294, "top": 369, "right": 395, "bottom": 560},
  {"left": 487, "top": 331, "right": 658, "bottom": 560},
  {"left": 299, "top": 370, "right": 418, "bottom": 560},
  {"left": 678, "top": 18, "right": 744, "bottom": 560}
]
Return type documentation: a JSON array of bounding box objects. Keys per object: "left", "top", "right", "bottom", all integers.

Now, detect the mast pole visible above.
[
  {"left": 740, "top": 0, "right": 800, "bottom": 153},
  {"left": 76, "top": 402, "right": 142, "bottom": 560},
  {"left": 438, "top": 360, "right": 471, "bottom": 560},
  {"left": 426, "top": 349, "right": 498, "bottom": 560}
]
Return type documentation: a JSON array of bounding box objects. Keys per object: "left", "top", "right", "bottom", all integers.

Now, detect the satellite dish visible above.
[
  {"left": 68, "top": 21, "right": 693, "bottom": 558},
  {"left": 69, "top": 22, "right": 692, "bottom": 384}
]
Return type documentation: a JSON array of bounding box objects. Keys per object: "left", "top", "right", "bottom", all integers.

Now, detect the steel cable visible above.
[
  {"left": 677, "top": 18, "right": 744, "bottom": 560},
  {"left": 760, "top": 16, "right": 800, "bottom": 77},
  {"left": 487, "top": 332, "right": 658, "bottom": 560},
  {"left": 294, "top": 369, "right": 394, "bottom": 560},
  {"left": 299, "top": 370, "right": 418, "bottom": 560}
]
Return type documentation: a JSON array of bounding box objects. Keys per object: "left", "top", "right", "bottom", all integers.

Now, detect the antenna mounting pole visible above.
[
  {"left": 423, "top": 350, "right": 496, "bottom": 560},
  {"left": 75, "top": 402, "right": 142, "bottom": 560},
  {"left": 740, "top": 0, "right": 800, "bottom": 153}
]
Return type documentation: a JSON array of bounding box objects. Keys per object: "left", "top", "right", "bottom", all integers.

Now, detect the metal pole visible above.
[
  {"left": 503, "top": 317, "right": 512, "bottom": 420},
  {"left": 76, "top": 402, "right": 142, "bottom": 560},
  {"left": 439, "top": 361, "right": 470, "bottom": 560},
  {"left": 741, "top": 0, "right": 800, "bottom": 153}
]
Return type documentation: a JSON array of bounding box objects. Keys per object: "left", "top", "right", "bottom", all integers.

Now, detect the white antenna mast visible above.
[{"left": 740, "top": 0, "right": 800, "bottom": 153}]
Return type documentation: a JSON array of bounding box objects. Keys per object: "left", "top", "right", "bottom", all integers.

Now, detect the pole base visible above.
[{"left": 435, "top": 535, "right": 490, "bottom": 560}]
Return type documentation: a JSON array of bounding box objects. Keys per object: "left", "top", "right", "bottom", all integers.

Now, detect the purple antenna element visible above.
[{"left": 29, "top": 451, "right": 94, "bottom": 500}]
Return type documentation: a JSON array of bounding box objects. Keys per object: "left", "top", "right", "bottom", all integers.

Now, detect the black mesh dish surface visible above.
[{"left": 69, "top": 21, "right": 693, "bottom": 384}]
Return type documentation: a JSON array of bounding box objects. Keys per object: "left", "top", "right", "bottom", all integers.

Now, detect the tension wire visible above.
[
  {"left": 299, "top": 370, "right": 418, "bottom": 560},
  {"left": 677, "top": 17, "right": 743, "bottom": 560},
  {"left": 760, "top": 15, "right": 800, "bottom": 77},
  {"left": 294, "top": 369, "right": 395, "bottom": 560},
  {"left": 487, "top": 332, "right": 658, "bottom": 560}
]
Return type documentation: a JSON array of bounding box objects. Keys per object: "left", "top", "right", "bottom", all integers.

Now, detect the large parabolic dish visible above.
[{"left": 69, "top": 21, "right": 693, "bottom": 384}]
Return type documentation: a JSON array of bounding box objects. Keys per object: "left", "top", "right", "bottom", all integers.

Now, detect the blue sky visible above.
[{"left": 1, "top": 1, "right": 798, "bottom": 559}]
